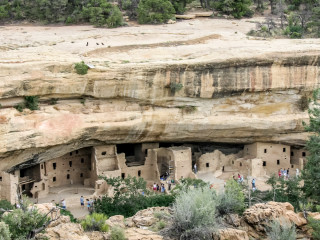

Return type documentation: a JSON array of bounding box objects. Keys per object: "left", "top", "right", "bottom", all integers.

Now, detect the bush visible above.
[
  {"left": 213, "top": 0, "right": 253, "bottom": 19},
  {"left": 95, "top": 176, "right": 175, "bottom": 218},
  {"left": 0, "top": 222, "right": 11, "bottom": 240},
  {"left": 110, "top": 226, "right": 126, "bottom": 240},
  {"left": 81, "top": 213, "right": 109, "bottom": 232},
  {"left": 0, "top": 200, "right": 14, "bottom": 217},
  {"left": 25, "top": 96, "right": 39, "bottom": 110},
  {"left": 217, "top": 179, "right": 245, "bottom": 215},
  {"left": 171, "top": 187, "right": 217, "bottom": 239},
  {"left": 266, "top": 218, "right": 296, "bottom": 240},
  {"left": 75, "top": 61, "right": 89, "bottom": 75},
  {"left": 308, "top": 217, "right": 320, "bottom": 240},
  {"left": 14, "top": 103, "right": 25, "bottom": 112},
  {"left": 298, "top": 94, "right": 309, "bottom": 111},
  {"left": 137, "top": 0, "right": 175, "bottom": 24},
  {"left": 82, "top": 0, "right": 123, "bottom": 27},
  {"left": 170, "top": 0, "right": 193, "bottom": 14},
  {"left": 2, "top": 208, "right": 49, "bottom": 240},
  {"left": 169, "top": 82, "right": 183, "bottom": 94}
]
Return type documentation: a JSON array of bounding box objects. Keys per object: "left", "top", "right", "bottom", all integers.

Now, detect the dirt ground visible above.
[{"left": 1, "top": 15, "right": 319, "bottom": 67}]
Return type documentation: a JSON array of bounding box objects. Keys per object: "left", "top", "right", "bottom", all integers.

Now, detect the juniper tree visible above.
[{"left": 302, "top": 89, "right": 320, "bottom": 203}]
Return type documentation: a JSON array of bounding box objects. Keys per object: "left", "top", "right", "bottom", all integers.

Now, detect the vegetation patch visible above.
[
  {"left": 81, "top": 213, "right": 109, "bottom": 232},
  {"left": 138, "top": 0, "right": 175, "bottom": 24},
  {"left": 75, "top": 61, "right": 89, "bottom": 75}
]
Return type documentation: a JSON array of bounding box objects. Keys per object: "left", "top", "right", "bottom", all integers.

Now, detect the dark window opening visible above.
[
  {"left": 101, "top": 151, "right": 106, "bottom": 155},
  {"left": 232, "top": 161, "right": 234, "bottom": 164},
  {"left": 42, "top": 183, "right": 45, "bottom": 190},
  {"left": 53, "top": 163, "right": 56, "bottom": 170},
  {"left": 67, "top": 174, "right": 70, "bottom": 179},
  {"left": 302, "top": 152, "right": 306, "bottom": 157},
  {"left": 291, "top": 165, "right": 294, "bottom": 168},
  {"left": 69, "top": 161, "right": 72, "bottom": 167},
  {"left": 291, "top": 152, "right": 294, "bottom": 156},
  {"left": 70, "top": 152, "right": 72, "bottom": 156},
  {"left": 53, "top": 177, "right": 56, "bottom": 182},
  {"left": 41, "top": 164, "right": 43, "bottom": 169},
  {"left": 80, "top": 173, "right": 83, "bottom": 178},
  {"left": 138, "top": 170, "right": 141, "bottom": 177},
  {"left": 76, "top": 150, "right": 79, "bottom": 154},
  {"left": 81, "top": 158, "right": 84, "bottom": 163},
  {"left": 277, "top": 160, "right": 280, "bottom": 165},
  {"left": 206, "top": 163, "right": 210, "bottom": 168},
  {"left": 264, "top": 149, "right": 267, "bottom": 153},
  {"left": 240, "top": 162, "right": 242, "bottom": 167},
  {"left": 283, "top": 148, "right": 286, "bottom": 152},
  {"left": 0, "top": 176, "right": 2, "bottom": 181},
  {"left": 145, "top": 149, "right": 148, "bottom": 155},
  {"left": 121, "top": 173, "right": 125, "bottom": 179},
  {"left": 263, "top": 161, "right": 266, "bottom": 166}
]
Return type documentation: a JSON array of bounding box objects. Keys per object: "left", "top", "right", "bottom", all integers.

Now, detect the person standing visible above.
[
  {"left": 61, "top": 199, "right": 66, "bottom": 209},
  {"left": 80, "top": 196, "right": 84, "bottom": 208},
  {"left": 252, "top": 178, "right": 256, "bottom": 189},
  {"left": 287, "top": 168, "right": 290, "bottom": 179},
  {"left": 278, "top": 169, "right": 281, "bottom": 178},
  {"left": 194, "top": 163, "right": 197, "bottom": 174},
  {"left": 296, "top": 169, "right": 300, "bottom": 177}
]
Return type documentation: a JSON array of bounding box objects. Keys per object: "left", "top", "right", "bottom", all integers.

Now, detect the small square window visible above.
[
  {"left": 121, "top": 173, "right": 125, "bottom": 179},
  {"left": 76, "top": 150, "right": 79, "bottom": 154},
  {"left": 263, "top": 161, "right": 266, "bottom": 166},
  {"left": 67, "top": 174, "right": 70, "bottom": 179},
  {"left": 41, "top": 164, "right": 43, "bottom": 169},
  {"left": 0, "top": 176, "right": 2, "bottom": 181},
  {"left": 69, "top": 161, "right": 72, "bottom": 167},
  {"left": 277, "top": 160, "right": 280, "bottom": 165},
  {"left": 291, "top": 165, "right": 294, "bottom": 168},
  {"left": 291, "top": 152, "right": 294, "bottom": 156},
  {"left": 81, "top": 158, "right": 84, "bottom": 163},
  {"left": 80, "top": 173, "right": 83, "bottom": 178},
  {"left": 264, "top": 149, "right": 267, "bottom": 153},
  {"left": 138, "top": 170, "right": 141, "bottom": 177},
  {"left": 70, "top": 152, "right": 72, "bottom": 156},
  {"left": 240, "top": 162, "right": 242, "bottom": 167},
  {"left": 53, "top": 163, "right": 56, "bottom": 170},
  {"left": 101, "top": 151, "right": 106, "bottom": 155},
  {"left": 283, "top": 148, "right": 286, "bottom": 152},
  {"left": 206, "top": 163, "right": 209, "bottom": 168},
  {"left": 302, "top": 152, "right": 306, "bottom": 157},
  {"left": 53, "top": 177, "right": 56, "bottom": 182}
]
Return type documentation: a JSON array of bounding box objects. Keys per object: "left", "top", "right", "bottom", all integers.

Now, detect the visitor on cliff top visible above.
[
  {"left": 80, "top": 196, "right": 84, "bottom": 208},
  {"left": 61, "top": 199, "right": 66, "bottom": 209}
]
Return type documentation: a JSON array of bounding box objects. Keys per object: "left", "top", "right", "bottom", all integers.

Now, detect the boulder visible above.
[
  {"left": 125, "top": 228, "right": 163, "bottom": 240},
  {"left": 48, "top": 215, "right": 71, "bottom": 228},
  {"left": 43, "top": 222, "right": 90, "bottom": 240},
  {"left": 132, "top": 207, "right": 170, "bottom": 227},
  {"left": 242, "top": 201, "right": 307, "bottom": 233},
  {"left": 33, "top": 203, "right": 60, "bottom": 220},
  {"left": 308, "top": 212, "right": 320, "bottom": 220},
  {"left": 214, "top": 228, "right": 249, "bottom": 240},
  {"left": 85, "top": 231, "right": 109, "bottom": 240},
  {"left": 106, "top": 215, "right": 125, "bottom": 228}
]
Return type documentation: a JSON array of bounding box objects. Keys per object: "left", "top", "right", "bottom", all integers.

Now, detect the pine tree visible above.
[{"left": 302, "top": 89, "right": 320, "bottom": 203}]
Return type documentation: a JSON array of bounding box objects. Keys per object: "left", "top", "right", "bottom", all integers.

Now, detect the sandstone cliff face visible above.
[{"left": 0, "top": 20, "right": 319, "bottom": 170}]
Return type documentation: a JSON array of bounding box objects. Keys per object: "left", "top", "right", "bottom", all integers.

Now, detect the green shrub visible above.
[
  {"left": 25, "top": 96, "right": 39, "bottom": 110},
  {"left": 2, "top": 208, "right": 49, "bottom": 240},
  {"left": 213, "top": 0, "right": 253, "bottom": 19},
  {"left": 0, "top": 222, "right": 11, "bottom": 240},
  {"left": 169, "top": 82, "right": 183, "bottom": 94},
  {"left": 82, "top": 0, "right": 123, "bottom": 27},
  {"left": 171, "top": 187, "right": 217, "bottom": 239},
  {"left": 266, "top": 218, "right": 296, "bottom": 240},
  {"left": 75, "top": 61, "right": 89, "bottom": 75},
  {"left": 110, "top": 226, "right": 126, "bottom": 240},
  {"left": 0, "top": 200, "right": 14, "bottom": 217},
  {"left": 81, "top": 213, "right": 109, "bottom": 232},
  {"left": 308, "top": 217, "right": 320, "bottom": 240},
  {"left": 60, "top": 209, "right": 77, "bottom": 223},
  {"left": 50, "top": 98, "right": 58, "bottom": 105},
  {"left": 170, "top": 0, "right": 193, "bottom": 14},
  {"left": 137, "top": 0, "right": 175, "bottom": 24},
  {"left": 217, "top": 179, "right": 245, "bottom": 215},
  {"left": 298, "top": 94, "right": 309, "bottom": 111},
  {"left": 0, "top": 5, "right": 9, "bottom": 20},
  {"left": 14, "top": 103, "right": 25, "bottom": 112}
]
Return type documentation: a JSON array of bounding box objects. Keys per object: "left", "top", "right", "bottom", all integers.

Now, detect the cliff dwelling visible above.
[{"left": 0, "top": 142, "right": 308, "bottom": 203}]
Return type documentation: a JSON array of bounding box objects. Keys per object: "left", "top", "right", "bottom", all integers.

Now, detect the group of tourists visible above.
[
  {"left": 80, "top": 196, "right": 95, "bottom": 211},
  {"left": 278, "top": 168, "right": 300, "bottom": 179},
  {"left": 153, "top": 183, "right": 166, "bottom": 193},
  {"left": 233, "top": 173, "right": 256, "bottom": 191}
]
